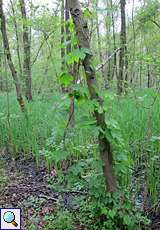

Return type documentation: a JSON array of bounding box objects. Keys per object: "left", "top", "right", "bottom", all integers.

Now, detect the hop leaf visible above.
[{"left": 59, "top": 72, "right": 74, "bottom": 87}]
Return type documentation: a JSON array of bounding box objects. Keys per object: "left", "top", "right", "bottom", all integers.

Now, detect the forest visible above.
[{"left": 0, "top": 0, "right": 160, "bottom": 229}]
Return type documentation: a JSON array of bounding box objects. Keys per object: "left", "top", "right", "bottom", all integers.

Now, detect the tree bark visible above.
[
  {"left": 61, "top": 0, "right": 65, "bottom": 72},
  {"left": 105, "top": 0, "right": 112, "bottom": 87},
  {"left": 147, "top": 64, "right": 150, "bottom": 88},
  {"left": 0, "top": 41, "right": 3, "bottom": 91},
  {"left": 110, "top": 0, "right": 117, "bottom": 80},
  {"left": 10, "top": 0, "right": 22, "bottom": 78},
  {"left": 68, "top": 0, "right": 117, "bottom": 192},
  {"left": 65, "top": 0, "right": 75, "bottom": 127},
  {"left": 130, "top": 0, "right": 136, "bottom": 84},
  {"left": 65, "top": 0, "right": 71, "bottom": 55},
  {"left": 118, "top": 0, "right": 128, "bottom": 95},
  {"left": 0, "top": 0, "right": 25, "bottom": 111},
  {"left": 95, "top": 0, "right": 106, "bottom": 86},
  {"left": 19, "top": 0, "right": 32, "bottom": 101}
]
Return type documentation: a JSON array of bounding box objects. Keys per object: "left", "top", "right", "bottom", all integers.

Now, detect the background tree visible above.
[
  {"left": 10, "top": 0, "right": 22, "bottom": 79},
  {"left": 118, "top": 0, "right": 128, "bottom": 94},
  {"left": 0, "top": 39, "right": 3, "bottom": 91},
  {"left": 19, "top": 0, "right": 32, "bottom": 101},
  {"left": 95, "top": 0, "right": 106, "bottom": 86},
  {"left": 61, "top": 0, "right": 65, "bottom": 74},
  {"left": 0, "top": 0, "right": 25, "bottom": 111}
]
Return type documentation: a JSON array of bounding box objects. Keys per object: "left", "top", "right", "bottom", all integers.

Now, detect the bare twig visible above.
[
  {"left": 96, "top": 48, "right": 121, "bottom": 72},
  {"left": 150, "top": 19, "right": 160, "bottom": 29},
  {"left": 63, "top": 101, "right": 75, "bottom": 144},
  {"left": 31, "top": 31, "right": 54, "bottom": 66}
]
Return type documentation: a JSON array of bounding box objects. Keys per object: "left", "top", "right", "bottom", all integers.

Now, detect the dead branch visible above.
[{"left": 96, "top": 48, "right": 121, "bottom": 72}]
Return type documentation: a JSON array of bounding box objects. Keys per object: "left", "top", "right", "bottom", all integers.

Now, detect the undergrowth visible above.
[{"left": 0, "top": 89, "right": 159, "bottom": 229}]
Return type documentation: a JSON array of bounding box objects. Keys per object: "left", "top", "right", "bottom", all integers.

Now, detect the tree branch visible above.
[
  {"left": 31, "top": 31, "right": 53, "bottom": 66},
  {"left": 150, "top": 19, "right": 160, "bottom": 29},
  {"left": 96, "top": 48, "right": 121, "bottom": 72}
]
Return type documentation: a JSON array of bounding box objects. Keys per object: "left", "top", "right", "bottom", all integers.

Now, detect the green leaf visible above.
[
  {"left": 66, "top": 48, "right": 89, "bottom": 65},
  {"left": 101, "top": 207, "right": 108, "bottom": 215},
  {"left": 68, "top": 19, "right": 75, "bottom": 33},
  {"left": 59, "top": 72, "right": 74, "bottom": 87},
  {"left": 98, "top": 106, "right": 104, "bottom": 114},
  {"left": 84, "top": 8, "right": 92, "bottom": 19},
  {"left": 81, "top": 48, "right": 92, "bottom": 55},
  {"left": 104, "top": 93, "right": 115, "bottom": 101},
  {"left": 108, "top": 209, "right": 116, "bottom": 219},
  {"left": 105, "top": 128, "right": 114, "bottom": 143},
  {"left": 123, "top": 215, "right": 132, "bottom": 226}
]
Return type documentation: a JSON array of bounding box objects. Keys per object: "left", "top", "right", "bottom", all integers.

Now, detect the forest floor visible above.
[
  {"left": 0, "top": 152, "right": 86, "bottom": 230},
  {"left": 0, "top": 151, "right": 160, "bottom": 230}
]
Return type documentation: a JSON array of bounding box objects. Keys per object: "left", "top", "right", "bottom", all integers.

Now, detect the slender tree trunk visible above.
[
  {"left": 10, "top": 0, "right": 22, "bottom": 78},
  {"left": 65, "top": 0, "right": 75, "bottom": 127},
  {"left": 130, "top": 0, "right": 136, "bottom": 85},
  {"left": 0, "top": 61, "right": 2, "bottom": 91},
  {"left": 61, "top": 0, "right": 65, "bottom": 72},
  {"left": 147, "top": 64, "right": 150, "bottom": 88},
  {"left": 105, "top": 0, "right": 112, "bottom": 87},
  {"left": 29, "top": 0, "right": 32, "bottom": 45},
  {"left": 139, "top": 61, "right": 142, "bottom": 88},
  {"left": 0, "top": 40, "right": 3, "bottom": 91},
  {"left": 61, "top": 0, "right": 66, "bottom": 93},
  {"left": 65, "top": 0, "right": 71, "bottom": 55},
  {"left": 19, "top": 0, "right": 32, "bottom": 101},
  {"left": 37, "top": 43, "right": 53, "bottom": 94},
  {"left": 96, "top": 0, "right": 106, "bottom": 86},
  {"left": 0, "top": 0, "right": 25, "bottom": 111},
  {"left": 118, "top": 0, "right": 128, "bottom": 95},
  {"left": 68, "top": 0, "right": 117, "bottom": 192},
  {"left": 110, "top": 0, "right": 117, "bottom": 80}
]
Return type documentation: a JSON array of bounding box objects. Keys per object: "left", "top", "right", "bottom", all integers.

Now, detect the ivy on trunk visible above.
[{"left": 68, "top": 0, "right": 117, "bottom": 192}]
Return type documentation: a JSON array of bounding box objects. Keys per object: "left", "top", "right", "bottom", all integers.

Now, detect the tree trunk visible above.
[
  {"left": 61, "top": 0, "right": 65, "bottom": 72},
  {"left": 130, "top": 0, "right": 136, "bottom": 84},
  {"left": 0, "top": 42, "right": 3, "bottom": 91},
  {"left": 19, "top": 0, "right": 32, "bottom": 101},
  {"left": 10, "top": 0, "right": 22, "bottom": 78},
  {"left": 139, "top": 61, "right": 142, "bottom": 88},
  {"left": 65, "top": 0, "right": 71, "bottom": 55},
  {"left": 65, "top": 0, "right": 75, "bottom": 127},
  {"left": 105, "top": 0, "right": 112, "bottom": 88},
  {"left": 0, "top": 0, "right": 25, "bottom": 111},
  {"left": 96, "top": 0, "right": 106, "bottom": 86},
  {"left": 110, "top": 0, "right": 117, "bottom": 80},
  {"left": 147, "top": 64, "right": 150, "bottom": 88},
  {"left": 68, "top": 0, "right": 117, "bottom": 192},
  {"left": 118, "top": 0, "right": 128, "bottom": 95}
]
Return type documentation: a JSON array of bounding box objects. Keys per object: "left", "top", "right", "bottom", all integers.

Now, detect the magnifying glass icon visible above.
[{"left": 3, "top": 211, "right": 18, "bottom": 227}]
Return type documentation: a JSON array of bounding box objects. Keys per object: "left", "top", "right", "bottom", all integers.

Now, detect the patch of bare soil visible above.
[
  {"left": 0, "top": 154, "right": 87, "bottom": 229},
  {"left": 0, "top": 154, "right": 58, "bottom": 229}
]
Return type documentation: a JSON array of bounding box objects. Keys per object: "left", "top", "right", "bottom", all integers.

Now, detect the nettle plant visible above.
[
  {"left": 41, "top": 128, "right": 72, "bottom": 171},
  {"left": 77, "top": 192, "right": 150, "bottom": 230}
]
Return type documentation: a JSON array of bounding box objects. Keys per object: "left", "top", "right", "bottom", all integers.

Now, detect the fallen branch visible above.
[
  {"left": 59, "top": 191, "right": 88, "bottom": 195},
  {"left": 38, "top": 194, "right": 58, "bottom": 202},
  {"left": 96, "top": 48, "right": 121, "bottom": 72}
]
